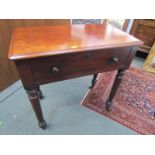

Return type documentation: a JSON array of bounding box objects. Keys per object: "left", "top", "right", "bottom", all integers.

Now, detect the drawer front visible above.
[{"left": 30, "top": 47, "right": 131, "bottom": 85}]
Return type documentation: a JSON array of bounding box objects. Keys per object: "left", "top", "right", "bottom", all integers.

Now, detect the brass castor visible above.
[
  {"left": 106, "top": 101, "right": 112, "bottom": 111},
  {"left": 38, "top": 120, "right": 47, "bottom": 129}
]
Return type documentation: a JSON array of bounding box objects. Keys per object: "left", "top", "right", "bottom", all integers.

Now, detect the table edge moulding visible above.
[
  {"left": 9, "top": 24, "right": 142, "bottom": 60},
  {"left": 8, "top": 23, "right": 143, "bottom": 129}
]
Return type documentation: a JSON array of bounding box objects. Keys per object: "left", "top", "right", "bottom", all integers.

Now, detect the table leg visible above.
[
  {"left": 26, "top": 89, "right": 47, "bottom": 129},
  {"left": 36, "top": 86, "right": 44, "bottom": 99},
  {"left": 106, "top": 69, "right": 125, "bottom": 111},
  {"left": 89, "top": 74, "right": 98, "bottom": 89}
]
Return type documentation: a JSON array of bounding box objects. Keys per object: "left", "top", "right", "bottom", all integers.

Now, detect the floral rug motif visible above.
[{"left": 81, "top": 67, "right": 155, "bottom": 134}]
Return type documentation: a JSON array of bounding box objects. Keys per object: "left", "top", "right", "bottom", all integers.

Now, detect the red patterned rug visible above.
[{"left": 81, "top": 67, "right": 155, "bottom": 134}]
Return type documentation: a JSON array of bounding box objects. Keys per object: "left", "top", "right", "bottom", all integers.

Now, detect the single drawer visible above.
[{"left": 30, "top": 47, "right": 131, "bottom": 85}]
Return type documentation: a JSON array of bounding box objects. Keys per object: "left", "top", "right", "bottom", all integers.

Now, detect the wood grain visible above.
[
  {"left": 11, "top": 24, "right": 142, "bottom": 128},
  {"left": 29, "top": 47, "right": 131, "bottom": 85},
  {"left": 0, "top": 19, "right": 70, "bottom": 91},
  {"left": 8, "top": 23, "right": 142, "bottom": 60},
  {"left": 130, "top": 19, "right": 155, "bottom": 53}
]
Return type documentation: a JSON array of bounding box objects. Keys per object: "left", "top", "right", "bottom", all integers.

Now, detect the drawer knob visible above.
[
  {"left": 51, "top": 66, "right": 60, "bottom": 73},
  {"left": 110, "top": 57, "right": 119, "bottom": 63}
]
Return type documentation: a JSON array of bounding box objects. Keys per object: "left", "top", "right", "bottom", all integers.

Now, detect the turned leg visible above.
[
  {"left": 106, "top": 69, "right": 125, "bottom": 111},
  {"left": 26, "top": 89, "right": 47, "bottom": 129},
  {"left": 36, "top": 86, "right": 44, "bottom": 99},
  {"left": 89, "top": 74, "right": 98, "bottom": 89}
]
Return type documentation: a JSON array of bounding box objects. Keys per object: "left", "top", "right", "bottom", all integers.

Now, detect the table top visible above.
[{"left": 8, "top": 23, "right": 142, "bottom": 60}]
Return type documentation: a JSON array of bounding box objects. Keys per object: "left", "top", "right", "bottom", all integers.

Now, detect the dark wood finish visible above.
[
  {"left": 130, "top": 19, "right": 155, "bottom": 53},
  {"left": 106, "top": 69, "right": 125, "bottom": 111},
  {"left": 26, "top": 89, "right": 46, "bottom": 129},
  {"left": 29, "top": 47, "right": 131, "bottom": 85},
  {"left": 106, "top": 46, "right": 139, "bottom": 110},
  {"left": 8, "top": 23, "right": 142, "bottom": 129},
  {"left": 36, "top": 86, "right": 44, "bottom": 99},
  {"left": 0, "top": 19, "right": 70, "bottom": 91},
  {"left": 89, "top": 74, "right": 98, "bottom": 89}
]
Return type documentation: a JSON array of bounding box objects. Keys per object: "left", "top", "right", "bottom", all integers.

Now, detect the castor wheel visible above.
[
  {"left": 38, "top": 120, "right": 47, "bottom": 129},
  {"left": 106, "top": 101, "right": 112, "bottom": 111}
]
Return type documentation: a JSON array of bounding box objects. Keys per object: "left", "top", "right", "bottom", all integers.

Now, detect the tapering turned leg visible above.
[
  {"left": 106, "top": 69, "right": 125, "bottom": 111},
  {"left": 36, "top": 86, "right": 44, "bottom": 99},
  {"left": 26, "top": 89, "right": 47, "bottom": 129},
  {"left": 89, "top": 74, "right": 98, "bottom": 89}
]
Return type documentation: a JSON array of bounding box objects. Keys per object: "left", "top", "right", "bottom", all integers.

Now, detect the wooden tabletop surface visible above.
[{"left": 8, "top": 23, "right": 143, "bottom": 60}]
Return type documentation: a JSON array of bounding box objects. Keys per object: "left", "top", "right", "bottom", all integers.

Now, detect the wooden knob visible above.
[
  {"left": 51, "top": 66, "right": 59, "bottom": 73},
  {"left": 110, "top": 57, "right": 118, "bottom": 63}
]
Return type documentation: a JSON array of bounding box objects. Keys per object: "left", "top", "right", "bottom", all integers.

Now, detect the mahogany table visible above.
[{"left": 8, "top": 23, "right": 142, "bottom": 129}]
